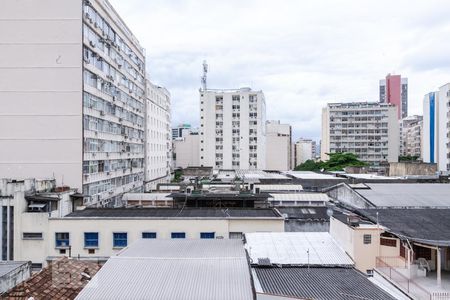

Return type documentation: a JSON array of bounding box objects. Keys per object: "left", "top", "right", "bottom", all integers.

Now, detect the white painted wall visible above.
[
  {"left": 0, "top": 0, "right": 83, "bottom": 189},
  {"left": 265, "top": 121, "right": 291, "bottom": 171},
  {"left": 173, "top": 133, "right": 200, "bottom": 168}
]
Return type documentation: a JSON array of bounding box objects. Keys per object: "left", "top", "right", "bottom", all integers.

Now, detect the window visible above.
[
  {"left": 171, "top": 232, "right": 186, "bottom": 239},
  {"left": 363, "top": 234, "right": 372, "bottom": 244},
  {"left": 23, "top": 232, "right": 43, "bottom": 240},
  {"left": 31, "top": 263, "right": 43, "bottom": 272},
  {"left": 380, "top": 238, "right": 396, "bottom": 247},
  {"left": 55, "top": 232, "right": 70, "bottom": 248},
  {"left": 229, "top": 232, "right": 243, "bottom": 239},
  {"left": 84, "top": 232, "right": 99, "bottom": 248},
  {"left": 200, "top": 232, "right": 215, "bottom": 239},
  {"left": 142, "top": 232, "right": 157, "bottom": 239},
  {"left": 113, "top": 232, "right": 128, "bottom": 248}
]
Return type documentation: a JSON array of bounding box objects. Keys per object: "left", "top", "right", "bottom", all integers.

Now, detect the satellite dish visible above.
[{"left": 326, "top": 208, "right": 334, "bottom": 217}]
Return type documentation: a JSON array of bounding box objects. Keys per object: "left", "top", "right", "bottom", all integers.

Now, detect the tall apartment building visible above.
[
  {"left": 172, "top": 123, "right": 191, "bottom": 140},
  {"left": 144, "top": 81, "right": 172, "bottom": 191},
  {"left": 379, "top": 74, "right": 408, "bottom": 119},
  {"left": 399, "top": 115, "right": 422, "bottom": 158},
  {"left": 294, "top": 138, "right": 317, "bottom": 166},
  {"left": 321, "top": 102, "right": 399, "bottom": 164},
  {"left": 423, "top": 85, "right": 450, "bottom": 171},
  {"left": 199, "top": 88, "right": 266, "bottom": 169},
  {"left": 0, "top": 0, "right": 148, "bottom": 206},
  {"left": 265, "top": 121, "right": 292, "bottom": 171}
]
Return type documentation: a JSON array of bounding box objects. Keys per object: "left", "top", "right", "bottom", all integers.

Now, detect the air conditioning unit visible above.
[
  {"left": 100, "top": 111, "right": 105, "bottom": 116},
  {"left": 119, "top": 118, "right": 123, "bottom": 122},
  {"left": 89, "top": 40, "right": 96, "bottom": 48},
  {"left": 94, "top": 22, "right": 99, "bottom": 28},
  {"left": 112, "top": 96, "right": 116, "bottom": 101}
]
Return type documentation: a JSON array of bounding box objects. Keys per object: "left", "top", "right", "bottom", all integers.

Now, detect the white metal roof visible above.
[
  {"left": 245, "top": 232, "right": 353, "bottom": 266},
  {"left": 76, "top": 239, "right": 253, "bottom": 300},
  {"left": 269, "top": 193, "right": 329, "bottom": 202},
  {"left": 283, "top": 171, "right": 340, "bottom": 180},
  {"left": 344, "top": 173, "right": 399, "bottom": 180},
  {"left": 255, "top": 184, "right": 303, "bottom": 192},
  {"left": 122, "top": 193, "right": 171, "bottom": 201}
]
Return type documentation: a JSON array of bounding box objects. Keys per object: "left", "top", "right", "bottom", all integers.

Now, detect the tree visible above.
[
  {"left": 294, "top": 152, "right": 367, "bottom": 172},
  {"left": 294, "top": 159, "right": 320, "bottom": 171},
  {"left": 398, "top": 155, "right": 419, "bottom": 162}
]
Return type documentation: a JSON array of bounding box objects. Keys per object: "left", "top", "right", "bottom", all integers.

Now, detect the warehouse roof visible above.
[
  {"left": 76, "top": 240, "right": 253, "bottom": 300},
  {"left": 245, "top": 232, "right": 353, "bottom": 266},
  {"left": 359, "top": 208, "right": 450, "bottom": 246},
  {"left": 355, "top": 183, "right": 450, "bottom": 207},
  {"left": 65, "top": 208, "right": 282, "bottom": 219},
  {"left": 283, "top": 171, "right": 341, "bottom": 180},
  {"left": 269, "top": 193, "right": 329, "bottom": 202},
  {"left": 255, "top": 184, "right": 303, "bottom": 192},
  {"left": 253, "top": 267, "right": 396, "bottom": 300},
  {"left": 278, "top": 207, "right": 330, "bottom": 220}
]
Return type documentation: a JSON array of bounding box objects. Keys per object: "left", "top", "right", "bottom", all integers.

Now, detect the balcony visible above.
[{"left": 376, "top": 256, "right": 450, "bottom": 300}]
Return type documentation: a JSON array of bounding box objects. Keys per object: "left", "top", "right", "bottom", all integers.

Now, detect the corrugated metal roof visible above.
[
  {"left": 253, "top": 267, "right": 396, "bottom": 300},
  {"left": 118, "top": 239, "right": 246, "bottom": 258},
  {"left": 76, "top": 240, "right": 253, "bottom": 300},
  {"left": 0, "top": 261, "right": 29, "bottom": 277},
  {"left": 122, "top": 193, "right": 171, "bottom": 201},
  {"left": 256, "top": 184, "right": 303, "bottom": 191},
  {"left": 283, "top": 171, "right": 340, "bottom": 180},
  {"left": 245, "top": 232, "right": 353, "bottom": 266},
  {"left": 356, "top": 183, "right": 450, "bottom": 207},
  {"left": 269, "top": 193, "right": 329, "bottom": 202}
]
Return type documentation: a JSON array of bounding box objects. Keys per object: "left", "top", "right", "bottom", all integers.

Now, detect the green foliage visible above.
[
  {"left": 398, "top": 155, "right": 419, "bottom": 162},
  {"left": 294, "top": 152, "right": 367, "bottom": 172},
  {"left": 172, "top": 170, "right": 182, "bottom": 182}
]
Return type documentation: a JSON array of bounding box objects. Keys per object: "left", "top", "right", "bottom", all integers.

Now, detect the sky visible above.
[{"left": 109, "top": 0, "right": 450, "bottom": 141}]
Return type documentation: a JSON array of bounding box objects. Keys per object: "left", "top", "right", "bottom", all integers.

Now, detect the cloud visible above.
[{"left": 109, "top": 0, "right": 450, "bottom": 141}]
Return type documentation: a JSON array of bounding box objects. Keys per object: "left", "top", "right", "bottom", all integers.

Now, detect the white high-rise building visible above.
[
  {"left": 0, "top": 0, "right": 149, "bottom": 206},
  {"left": 294, "top": 138, "right": 316, "bottom": 166},
  {"left": 423, "top": 85, "right": 450, "bottom": 172},
  {"left": 199, "top": 88, "right": 266, "bottom": 169},
  {"left": 172, "top": 124, "right": 191, "bottom": 140},
  {"left": 265, "top": 121, "right": 292, "bottom": 171},
  {"left": 321, "top": 102, "right": 399, "bottom": 164},
  {"left": 144, "top": 80, "right": 172, "bottom": 191}
]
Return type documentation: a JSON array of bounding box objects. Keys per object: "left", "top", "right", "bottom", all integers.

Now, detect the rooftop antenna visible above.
[{"left": 201, "top": 60, "right": 208, "bottom": 91}]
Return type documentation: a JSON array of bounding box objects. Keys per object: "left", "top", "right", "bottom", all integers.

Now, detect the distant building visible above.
[
  {"left": 422, "top": 86, "right": 450, "bottom": 172},
  {"left": 399, "top": 115, "right": 422, "bottom": 158},
  {"left": 200, "top": 87, "right": 266, "bottom": 169},
  {"left": 144, "top": 81, "right": 172, "bottom": 191},
  {"left": 321, "top": 102, "right": 399, "bottom": 165},
  {"left": 379, "top": 74, "right": 408, "bottom": 119},
  {"left": 265, "top": 120, "right": 292, "bottom": 171},
  {"left": 173, "top": 130, "right": 200, "bottom": 168},
  {"left": 172, "top": 123, "right": 191, "bottom": 140},
  {"left": 294, "top": 138, "right": 316, "bottom": 167}
]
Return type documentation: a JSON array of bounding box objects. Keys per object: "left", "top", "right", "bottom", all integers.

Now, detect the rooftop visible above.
[
  {"left": 76, "top": 240, "right": 253, "bottom": 300},
  {"left": 278, "top": 206, "right": 330, "bottom": 220},
  {"left": 355, "top": 183, "right": 450, "bottom": 207},
  {"left": 3, "top": 257, "right": 102, "bottom": 299},
  {"left": 253, "top": 267, "right": 396, "bottom": 300},
  {"left": 269, "top": 193, "right": 329, "bottom": 202},
  {"left": 245, "top": 232, "right": 353, "bottom": 266},
  {"left": 283, "top": 171, "right": 341, "bottom": 180},
  {"left": 0, "top": 261, "right": 29, "bottom": 278},
  {"left": 359, "top": 208, "right": 450, "bottom": 246},
  {"left": 64, "top": 207, "right": 282, "bottom": 219}
]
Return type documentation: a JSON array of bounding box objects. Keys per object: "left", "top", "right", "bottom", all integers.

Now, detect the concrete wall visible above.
[
  {"left": 0, "top": 261, "right": 31, "bottom": 294},
  {"left": 265, "top": 121, "right": 291, "bottom": 171},
  {"left": 0, "top": 0, "right": 83, "bottom": 189},
  {"left": 173, "top": 133, "right": 200, "bottom": 168},
  {"left": 389, "top": 162, "right": 437, "bottom": 176}
]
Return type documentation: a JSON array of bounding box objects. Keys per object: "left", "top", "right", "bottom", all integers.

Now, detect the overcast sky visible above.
[{"left": 110, "top": 0, "right": 450, "bottom": 141}]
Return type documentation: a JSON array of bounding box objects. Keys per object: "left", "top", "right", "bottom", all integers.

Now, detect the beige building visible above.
[
  {"left": 321, "top": 102, "right": 399, "bottom": 164},
  {"left": 265, "top": 120, "right": 292, "bottom": 171},
  {"left": 0, "top": 0, "right": 150, "bottom": 206},
  {"left": 200, "top": 87, "right": 266, "bottom": 169},
  {"left": 145, "top": 81, "right": 172, "bottom": 191},
  {"left": 173, "top": 130, "right": 200, "bottom": 168}
]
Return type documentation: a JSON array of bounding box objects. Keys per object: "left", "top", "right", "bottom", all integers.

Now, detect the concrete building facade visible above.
[
  {"left": 321, "top": 102, "right": 399, "bottom": 165},
  {"left": 294, "top": 138, "right": 317, "bottom": 167},
  {"left": 199, "top": 88, "right": 266, "bottom": 169},
  {"left": 265, "top": 120, "right": 292, "bottom": 171},
  {"left": 379, "top": 74, "right": 408, "bottom": 119},
  {"left": 173, "top": 131, "right": 200, "bottom": 169},
  {"left": 0, "top": 0, "right": 150, "bottom": 207},
  {"left": 399, "top": 115, "right": 422, "bottom": 158},
  {"left": 172, "top": 123, "right": 191, "bottom": 140},
  {"left": 144, "top": 81, "right": 171, "bottom": 191}
]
